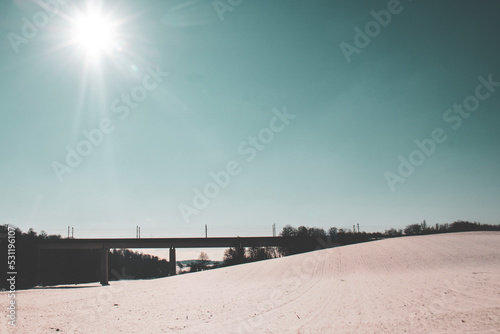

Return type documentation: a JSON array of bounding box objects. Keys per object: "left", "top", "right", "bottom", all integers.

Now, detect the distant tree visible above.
[
  {"left": 404, "top": 223, "right": 422, "bottom": 235},
  {"left": 189, "top": 262, "right": 202, "bottom": 272},
  {"left": 384, "top": 228, "right": 402, "bottom": 237},
  {"left": 307, "top": 227, "right": 326, "bottom": 238},
  {"left": 247, "top": 247, "right": 279, "bottom": 261},
  {"left": 265, "top": 247, "right": 280, "bottom": 259},
  {"left": 328, "top": 227, "right": 338, "bottom": 240},
  {"left": 421, "top": 220, "right": 428, "bottom": 234},
  {"left": 223, "top": 245, "right": 246, "bottom": 266},
  {"left": 280, "top": 225, "right": 298, "bottom": 237},
  {"left": 199, "top": 251, "right": 209, "bottom": 269},
  {"left": 27, "top": 228, "right": 37, "bottom": 239},
  {"left": 297, "top": 226, "right": 308, "bottom": 237}
]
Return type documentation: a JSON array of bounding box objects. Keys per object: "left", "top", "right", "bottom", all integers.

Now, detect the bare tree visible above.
[{"left": 199, "top": 251, "right": 209, "bottom": 268}]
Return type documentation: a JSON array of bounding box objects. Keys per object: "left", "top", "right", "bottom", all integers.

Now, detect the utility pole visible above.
[
  {"left": 68, "top": 226, "right": 70, "bottom": 239},
  {"left": 357, "top": 223, "right": 360, "bottom": 233},
  {"left": 139, "top": 226, "right": 141, "bottom": 239},
  {"left": 272, "top": 224, "right": 276, "bottom": 237},
  {"left": 205, "top": 224, "right": 207, "bottom": 238},
  {"left": 353, "top": 225, "right": 355, "bottom": 233},
  {"left": 71, "top": 227, "right": 74, "bottom": 238}
]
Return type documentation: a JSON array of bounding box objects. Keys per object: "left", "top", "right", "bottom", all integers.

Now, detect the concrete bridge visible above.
[{"left": 35, "top": 237, "right": 289, "bottom": 285}]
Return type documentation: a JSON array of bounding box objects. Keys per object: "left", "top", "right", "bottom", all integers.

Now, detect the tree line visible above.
[
  {"left": 1, "top": 220, "right": 499, "bottom": 288},
  {"left": 221, "top": 220, "right": 500, "bottom": 265}
]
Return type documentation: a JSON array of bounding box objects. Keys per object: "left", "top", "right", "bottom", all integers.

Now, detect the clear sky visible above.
[{"left": 1, "top": 0, "right": 499, "bottom": 260}]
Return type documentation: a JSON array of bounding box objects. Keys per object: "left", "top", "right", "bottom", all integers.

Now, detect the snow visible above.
[{"left": 2, "top": 231, "right": 500, "bottom": 333}]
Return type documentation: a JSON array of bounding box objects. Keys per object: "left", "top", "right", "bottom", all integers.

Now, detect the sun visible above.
[{"left": 72, "top": 11, "right": 116, "bottom": 60}]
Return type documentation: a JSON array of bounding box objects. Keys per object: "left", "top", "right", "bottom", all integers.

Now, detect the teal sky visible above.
[{"left": 1, "top": 0, "right": 500, "bottom": 260}]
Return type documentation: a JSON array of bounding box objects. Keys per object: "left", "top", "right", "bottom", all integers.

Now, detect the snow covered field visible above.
[{"left": 2, "top": 232, "right": 500, "bottom": 333}]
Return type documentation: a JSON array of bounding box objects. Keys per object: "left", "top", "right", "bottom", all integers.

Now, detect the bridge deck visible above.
[{"left": 35, "top": 237, "right": 286, "bottom": 250}]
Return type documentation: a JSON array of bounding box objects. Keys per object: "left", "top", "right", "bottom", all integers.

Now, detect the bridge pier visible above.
[
  {"left": 100, "top": 248, "right": 109, "bottom": 286},
  {"left": 169, "top": 247, "right": 176, "bottom": 276},
  {"left": 36, "top": 249, "right": 41, "bottom": 286}
]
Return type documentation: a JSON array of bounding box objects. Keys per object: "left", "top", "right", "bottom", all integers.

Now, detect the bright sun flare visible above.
[{"left": 73, "top": 13, "right": 114, "bottom": 59}]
